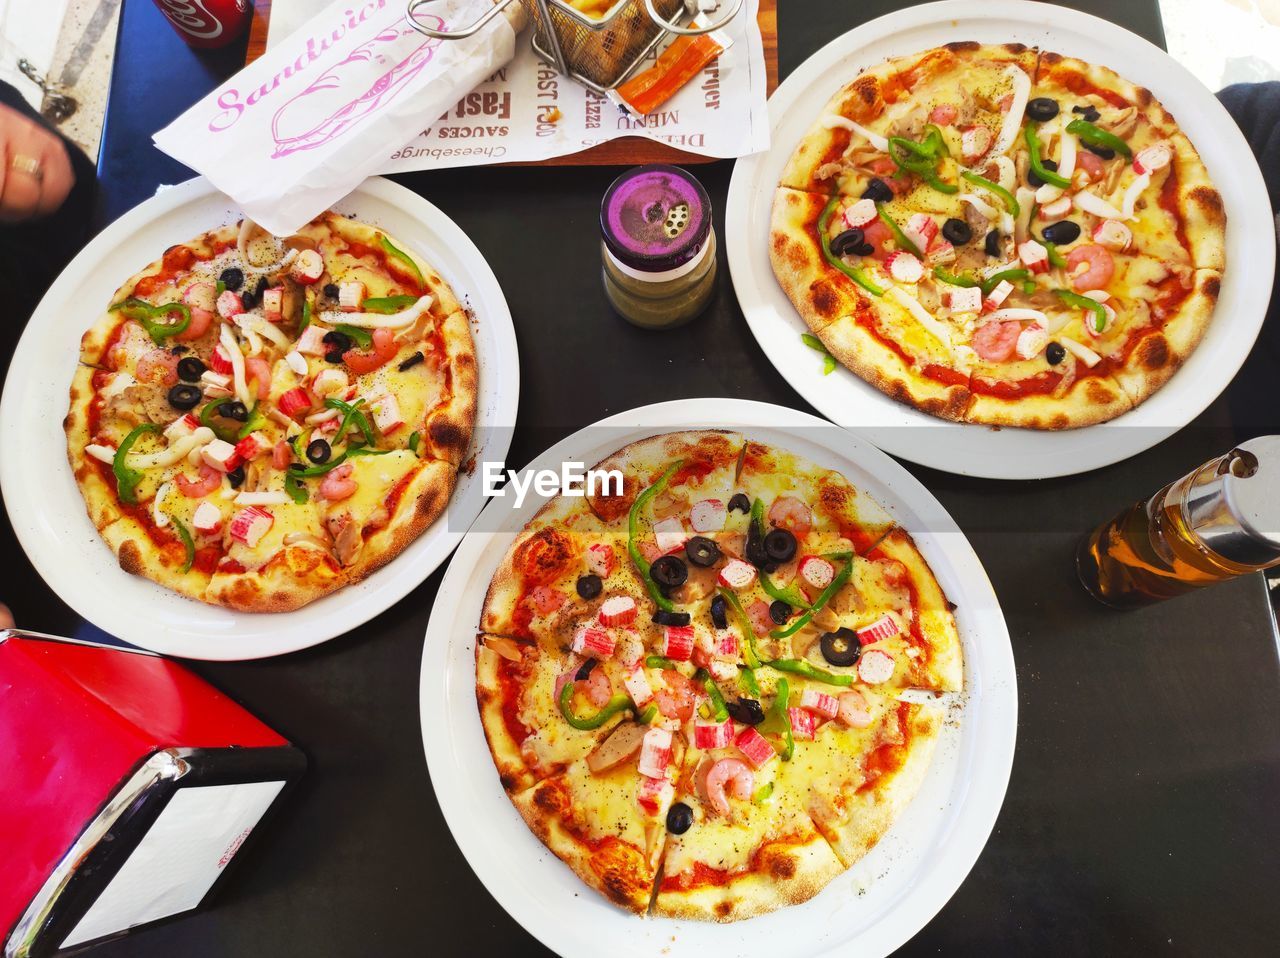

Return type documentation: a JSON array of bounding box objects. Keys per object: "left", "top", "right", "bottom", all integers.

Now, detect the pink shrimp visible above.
[
  {"left": 272, "top": 440, "right": 292, "bottom": 470},
  {"left": 1067, "top": 244, "right": 1115, "bottom": 292},
  {"left": 971, "top": 320, "right": 1021, "bottom": 362},
  {"left": 245, "top": 357, "right": 272, "bottom": 400},
  {"left": 582, "top": 667, "right": 612, "bottom": 707},
  {"left": 177, "top": 463, "right": 221, "bottom": 498},
  {"left": 747, "top": 599, "right": 775, "bottom": 638},
  {"left": 135, "top": 348, "right": 179, "bottom": 386},
  {"left": 703, "top": 758, "right": 755, "bottom": 818},
  {"left": 929, "top": 103, "right": 957, "bottom": 125},
  {"left": 655, "top": 670, "right": 696, "bottom": 721},
  {"left": 530, "top": 585, "right": 566, "bottom": 615},
  {"left": 837, "top": 690, "right": 874, "bottom": 728},
  {"left": 319, "top": 463, "right": 358, "bottom": 500},
  {"left": 768, "top": 496, "right": 812, "bottom": 536},
  {"left": 174, "top": 307, "right": 214, "bottom": 342},
  {"left": 1074, "top": 151, "right": 1106, "bottom": 183},
  {"left": 861, "top": 218, "right": 893, "bottom": 258}
]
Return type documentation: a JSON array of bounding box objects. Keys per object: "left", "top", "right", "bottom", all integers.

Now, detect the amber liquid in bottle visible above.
[{"left": 1077, "top": 473, "right": 1266, "bottom": 608}]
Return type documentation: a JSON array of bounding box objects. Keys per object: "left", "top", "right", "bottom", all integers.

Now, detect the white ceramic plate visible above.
[
  {"left": 725, "top": 0, "right": 1274, "bottom": 479},
  {"left": 419, "top": 398, "right": 1015, "bottom": 958},
  {"left": 0, "top": 177, "right": 518, "bottom": 660}
]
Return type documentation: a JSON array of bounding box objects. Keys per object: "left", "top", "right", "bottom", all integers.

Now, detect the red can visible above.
[{"left": 152, "top": 0, "right": 253, "bottom": 49}]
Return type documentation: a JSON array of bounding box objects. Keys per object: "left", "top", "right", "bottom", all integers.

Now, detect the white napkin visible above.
[{"left": 153, "top": 0, "right": 517, "bottom": 235}]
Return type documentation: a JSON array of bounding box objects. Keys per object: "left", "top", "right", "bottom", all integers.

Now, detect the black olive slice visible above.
[
  {"left": 167, "top": 384, "right": 202, "bottom": 410},
  {"left": 1027, "top": 97, "right": 1060, "bottom": 122},
  {"left": 710, "top": 594, "right": 728, "bottom": 630},
  {"left": 984, "top": 229, "right": 1003, "bottom": 257},
  {"left": 398, "top": 352, "right": 425, "bottom": 372},
  {"left": 650, "top": 554, "right": 688, "bottom": 588},
  {"left": 322, "top": 330, "right": 353, "bottom": 353},
  {"left": 830, "top": 228, "right": 866, "bottom": 257},
  {"left": 667, "top": 802, "right": 694, "bottom": 834},
  {"left": 219, "top": 267, "right": 244, "bottom": 291},
  {"left": 1041, "top": 221, "right": 1081, "bottom": 246},
  {"left": 769, "top": 600, "right": 791, "bottom": 624},
  {"left": 176, "top": 356, "right": 206, "bottom": 382},
  {"left": 684, "top": 535, "right": 721, "bottom": 568},
  {"left": 725, "top": 698, "right": 766, "bottom": 726},
  {"left": 576, "top": 574, "right": 603, "bottom": 600},
  {"left": 575, "top": 659, "right": 597, "bottom": 681},
  {"left": 819, "top": 628, "right": 861, "bottom": 667},
  {"left": 221, "top": 401, "right": 249, "bottom": 422},
  {"left": 861, "top": 178, "right": 893, "bottom": 203},
  {"left": 227, "top": 465, "right": 246, "bottom": 488},
  {"left": 727, "top": 493, "right": 750, "bottom": 513},
  {"left": 306, "top": 438, "right": 332, "bottom": 464},
  {"left": 1046, "top": 341, "right": 1066, "bottom": 365},
  {"left": 763, "top": 528, "right": 797, "bottom": 563},
  {"left": 653, "top": 609, "right": 691, "bottom": 626},
  {"left": 1028, "top": 158, "right": 1058, "bottom": 188},
  {"left": 941, "top": 218, "right": 972, "bottom": 246}
]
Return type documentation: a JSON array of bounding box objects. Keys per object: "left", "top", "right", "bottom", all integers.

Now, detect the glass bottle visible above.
[
  {"left": 600, "top": 164, "right": 718, "bottom": 329},
  {"left": 1077, "top": 436, "right": 1280, "bottom": 608}
]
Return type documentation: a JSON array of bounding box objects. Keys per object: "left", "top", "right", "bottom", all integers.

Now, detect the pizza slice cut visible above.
[{"left": 508, "top": 723, "right": 688, "bottom": 915}]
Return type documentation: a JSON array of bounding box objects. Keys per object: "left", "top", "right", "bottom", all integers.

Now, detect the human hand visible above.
[
  {"left": 0, "top": 602, "right": 13, "bottom": 631},
  {"left": 0, "top": 103, "right": 74, "bottom": 222}
]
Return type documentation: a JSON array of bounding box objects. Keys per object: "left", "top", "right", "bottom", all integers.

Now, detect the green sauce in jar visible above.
[{"left": 600, "top": 165, "right": 718, "bottom": 329}]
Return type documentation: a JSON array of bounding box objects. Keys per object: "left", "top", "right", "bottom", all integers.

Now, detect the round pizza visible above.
[
  {"left": 474, "top": 430, "right": 963, "bottom": 921},
  {"left": 770, "top": 42, "right": 1226, "bottom": 429},
  {"left": 65, "top": 212, "right": 477, "bottom": 612}
]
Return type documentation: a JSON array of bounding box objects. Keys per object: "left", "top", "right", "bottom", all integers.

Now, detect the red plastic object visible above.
[{"left": 0, "top": 633, "right": 300, "bottom": 955}]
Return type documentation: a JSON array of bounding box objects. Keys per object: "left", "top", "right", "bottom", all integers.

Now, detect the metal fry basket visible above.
[{"left": 407, "top": 0, "right": 743, "bottom": 93}]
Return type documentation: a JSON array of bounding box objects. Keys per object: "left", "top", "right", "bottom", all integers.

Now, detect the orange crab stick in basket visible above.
[{"left": 612, "top": 28, "right": 732, "bottom": 116}]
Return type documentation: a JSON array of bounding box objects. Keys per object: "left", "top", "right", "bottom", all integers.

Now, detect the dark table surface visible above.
[{"left": 8, "top": 0, "right": 1280, "bottom": 955}]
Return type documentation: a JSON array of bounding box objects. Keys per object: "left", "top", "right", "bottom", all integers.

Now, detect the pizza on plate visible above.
[
  {"left": 65, "top": 211, "right": 477, "bottom": 612},
  {"left": 770, "top": 42, "right": 1226, "bottom": 429},
  {"left": 474, "top": 430, "right": 963, "bottom": 921}
]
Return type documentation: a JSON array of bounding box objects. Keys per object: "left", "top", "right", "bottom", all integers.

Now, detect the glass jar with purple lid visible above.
[{"left": 600, "top": 165, "right": 718, "bottom": 329}]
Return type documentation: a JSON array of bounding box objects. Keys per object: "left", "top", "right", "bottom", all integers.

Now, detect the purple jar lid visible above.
[{"left": 600, "top": 165, "right": 712, "bottom": 273}]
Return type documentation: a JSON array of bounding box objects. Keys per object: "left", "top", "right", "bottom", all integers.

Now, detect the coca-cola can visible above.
[{"left": 152, "top": 0, "right": 253, "bottom": 49}]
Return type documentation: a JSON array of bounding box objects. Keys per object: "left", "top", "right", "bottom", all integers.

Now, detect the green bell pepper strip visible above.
[
  {"left": 1043, "top": 241, "right": 1068, "bottom": 270},
  {"left": 299, "top": 299, "right": 311, "bottom": 332},
  {"left": 333, "top": 324, "right": 373, "bottom": 348},
  {"left": 1064, "top": 119, "right": 1132, "bottom": 160},
  {"left": 918, "top": 168, "right": 959, "bottom": 195},
  {"left": 627, "top": 460, "right": 683, "bottom": 614},
  {"left": 346, "top": 447, "right": 390, "bottom": 458},
  {"left": 752, "top": 782, "right": 775, "bottom": 805},
  {"left": 739, "top": 666, "right": 760, "bottom": 697},
  {"left": 168, "top": 515, "right": 196, "bottom": 573},
  {"left": 379, "top": 233, "right": 426, "bottom": 287},
  {"left": 1025, "top": 125, "right": 1072, "bottom": 189},
  {"left": 236, "top": 402, "right": 269, "bottom": 441},
  {"left": 287, "top": 452, "right": 350, "bottom": 478},
  {"left": 769, "top": 555, "right": 854, "bottom": 639},
  {"left": 1055, "top": 288, "right": 1110, "bottom": 333},
  {"left": 876, "top": 205, "right": 924, "bottom": 259},
  {"left": 111, "top": 298, "right": 191, "bottom": 344},
  {"left": 716, "top": 587, "right": 762, "bottom": 669},
  {"left": 764, "top": 658, "right": 855, "bottom": 688},
  {"left": 284, "top": 473, "right": 309, "bottom": 505},
  {"left": 198, "top": 401, "right": 240, "bottom": 443},
  {"left": 112, "top": 423, "right": 160, "bottom": 505},
  {"left": 408, "top": 431, "right": 420, "bottom": 454},
  {"left": 645, "top": 654, "right": 678, "bottom": 670},
  {"left": 325, "top": 397, "right": 376, "bottom": 447},
  {"left": 557, "top": 682, "right": 633, "bottom": 731},
  {"left": 1022, "top": 280, "right": 1038, "bottom": 295},
  {"left": 960, "top": 171, "right": 1020, "bottom": 216},
  {"left": 800, "top": 333, "right": 838, "bottom": 376},
  {"left": 750, "top": 498, "right": 811, "bottom": 610},
  {"left": 933, "top": 267, "right": 980, "bottom": 288},
  {"left": 216, "top": 280, "right": 226, "bottom": 296},
  {"left": 290, "top": 427, "right": 313, "bottom": 461},
  {"left": 696, "top": 669, "right": 729, "bottom": 722},
  {"left": 760, "top": 678, "right": 794, "bottom": 761},
  {"left": 818, "top": 196, "right": 885, "bottom": 297},
  {"left": 637, "top": 705, "right": 659, "bottom": 725},
  {"left": 361, "top": 295, "right": 418, "bottom": 314},
  {"left": 980, "top": 268, "right": 1033, "bottom": 297}
]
